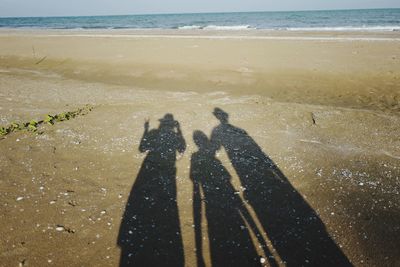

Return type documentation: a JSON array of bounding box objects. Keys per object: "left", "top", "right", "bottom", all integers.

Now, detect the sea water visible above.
[{"left": 0, "top": 9, "right": 399, "bottom": 31}]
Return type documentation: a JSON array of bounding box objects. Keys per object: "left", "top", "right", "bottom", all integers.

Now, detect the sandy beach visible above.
[{"left": 0, "top": 29, "right": 399, "bottom": 266}]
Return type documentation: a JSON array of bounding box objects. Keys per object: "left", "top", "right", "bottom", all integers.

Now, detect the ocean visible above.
[{"left": 0, "top": 8, "right": 399, "bottom": 31}]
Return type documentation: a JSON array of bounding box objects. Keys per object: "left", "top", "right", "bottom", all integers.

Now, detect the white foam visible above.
[
  {"left": 178, "top": 25, "right": 202, "bottom": 30},
  {"left": 203, "top": 25, "right": 253, "bottom": 30},
  {"left": 178, "top": 25, "right": 253, "bottom": 30}
]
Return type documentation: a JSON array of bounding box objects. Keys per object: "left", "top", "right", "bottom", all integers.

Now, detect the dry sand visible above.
[{"left": 0, "top": 29, "right": 399, "bottom": 266}]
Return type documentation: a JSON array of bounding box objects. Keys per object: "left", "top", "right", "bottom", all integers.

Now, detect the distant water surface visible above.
[{"left": 0, "top": 9, "right": 399, "bottom": 31}]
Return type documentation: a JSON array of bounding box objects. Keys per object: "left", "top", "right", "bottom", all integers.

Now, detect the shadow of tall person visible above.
[
  {"left": 210, "top": 108, "right": 352, "bottom": 266},
  {"left": 190, "top": 130, "right": 277, "bottom": 267},
  {"left": 118, "top": 114, "right": 186, "bottom": 267}
]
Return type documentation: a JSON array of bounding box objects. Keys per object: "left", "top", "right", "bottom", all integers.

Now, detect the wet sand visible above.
[{"left": 0, "top": 29, "right": 399, "bottom": 266}]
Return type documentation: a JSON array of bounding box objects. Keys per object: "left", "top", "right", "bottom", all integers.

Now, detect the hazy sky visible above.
[{"left": 0, "top": 0, "right": 399, "bottom": 17}]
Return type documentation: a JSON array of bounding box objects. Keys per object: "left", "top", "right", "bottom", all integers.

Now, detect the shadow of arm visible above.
[
  {"left": 176, "top": 124, "right": 186, "bottom": 154},
  {"left": 139, "top": 124, "right": 152, "bottom": 153}
]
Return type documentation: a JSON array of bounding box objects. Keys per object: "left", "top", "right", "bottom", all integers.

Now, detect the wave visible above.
[
  {"left": 178, "top": 25, "right": 253, "bottom": 30},
  {"left": 178, "top": 25, "right": 202, "bottom": 30},
  {"left": 168, "top": 24, "right": 400, "bottom": 31},
  {"left": 1, "top": 24, "right": 399, "bottom": 32},
  {"left": 204, "top": 25, "right": 253, "bottom": 30}
]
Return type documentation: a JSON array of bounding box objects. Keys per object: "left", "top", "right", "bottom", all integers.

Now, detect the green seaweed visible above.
[
  {"left": 11, "top": 122, "right": 21, "bottom": 130},
  {"left": 27, "top": 120, "right": 38, "bottom": 132},
  {"left": 56, "top": 112, "right": 71, "bottom": 122},
  {"left": 0, "top": 105, "right": 93, "bottom": 137},
  {"left": 44, "top": 115, "right": 55, "bottom": 125},
  {"left": 0, "top": 127, "right": 9, "bottom": 136}
]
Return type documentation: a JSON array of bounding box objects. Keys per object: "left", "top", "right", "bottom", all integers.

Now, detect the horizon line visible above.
[{"left": 1, "top": 7, "right": 399, "bottom": 19}]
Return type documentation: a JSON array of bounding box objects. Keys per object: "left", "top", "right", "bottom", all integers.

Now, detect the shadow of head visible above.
[
  {"left": 193, "top": 130, "right": 218, "bottom": 155},
  {"left": 193, "top": 130, "right": 208, "bottom": 147},
  {"left": 213, "top": 107, "right": 229, "bottom": 124},
  {"left": 159, "top": 113, "right": 178, "bottom": 129}
]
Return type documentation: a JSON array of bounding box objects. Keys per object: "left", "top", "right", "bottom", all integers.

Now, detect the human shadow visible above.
[
  {"left": 210, "top": 108, "right": 352, "bottom": 266},
  {"left": 118, "top": 114, "right": 186, "bottom": 267},
  {"left": 190, "top": 130, "right": 278, "bottom": 267}
]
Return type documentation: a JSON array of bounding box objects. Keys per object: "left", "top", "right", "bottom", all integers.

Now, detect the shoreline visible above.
[{"left": 1, "top": 28, "right": 400, "bottom": 40}]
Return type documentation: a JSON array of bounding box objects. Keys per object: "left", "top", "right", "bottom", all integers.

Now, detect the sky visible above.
[{"left": 0, "top": 0, "right": 399, "bottom": 17}]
